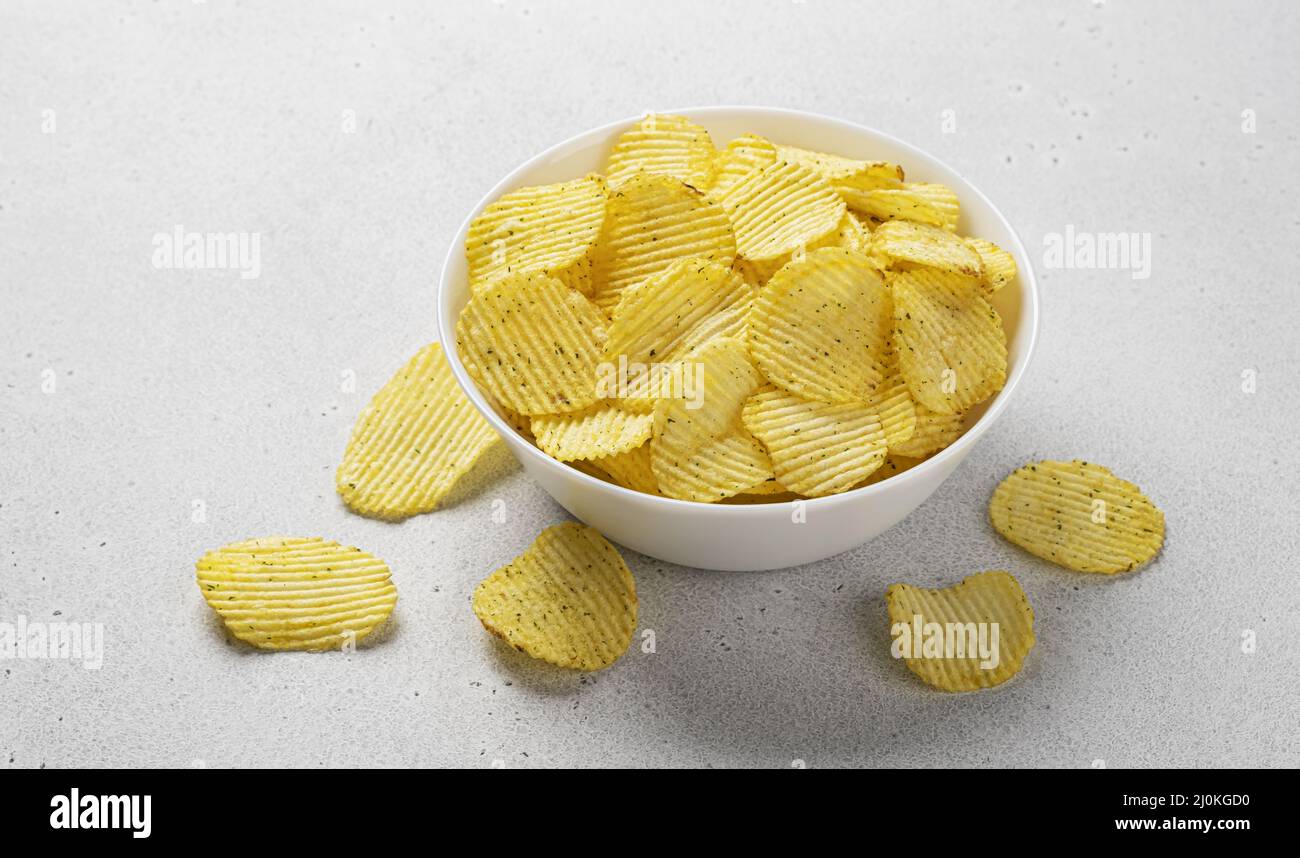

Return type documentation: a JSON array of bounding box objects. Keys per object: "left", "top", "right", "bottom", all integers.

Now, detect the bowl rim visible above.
[{"left": 436, "top": 105, "right": 1039, "bottom": 515}]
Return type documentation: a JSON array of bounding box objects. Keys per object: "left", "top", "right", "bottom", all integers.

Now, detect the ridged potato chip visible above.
[
  {"left": 465, "top": 175, "right": 607, "bottom": 294},
  {"left": 892, "top": 268, "right": 1007, "bottom": 414},
  {"left": 888, "top": 406, "right": 963, "bottom": 458},
  {"left": 964, "top": 237, "right": 1018, "bottom": 294},
  {"left": 738, "top": 212, "right": 872, "bottom": 284},
  {"left": 742, "top": 385, "right": 887, "bottom": 497},
  {"left": 705, "top": 134, "right": 779, "bottom": 199},
  {"left": 472, "top": 522, "right": 637, "bottom": 671},
  {"left": 861, "top": 363, "right": 917, "bottom": 449},
  {"left": 530, "top": 403, "right": 653, "bottom": 462},
  {"left": 651, "top": 338, "right": 774, "bottom": 502},
  {"left": 591, "top": 443, "right": 661, "bottom": 495},
  {"left": 591, "top": 174, "right": 736, "bottom": 315},
  {"left": 456, "top": 271, "right": 606, "bottom": 416},
  {"left": 749, "top": 247, "right": 893, "bottom": 403},
  {"left": 196, "top": 537, "right": 397, "bottom": 651},
  {"left": 337, "top": 342, "right": 501, "bottom": 519},
  {"left": 721, "top": 159, "right": 845, "bottom": 261},
  {"left": 886, "top": 570, "right": 1035, "bottom": 692},
  {"left": 871, "top": 220, "right": 984, "bottom": 278},
  {"left": 777, "top": 145, "right": 904, "bottom": 209},
  {"left": 990, "top": 460, "right": 1165, "bottom": 574},
  {"left": 604, "top": 257, "right": 754, "bottom": 371},
  {"left": 605, "top": 113, "right": 716, "bottom": 189},
  {"left": 857, "top": 182, "right": 960, "bottom": 231}
]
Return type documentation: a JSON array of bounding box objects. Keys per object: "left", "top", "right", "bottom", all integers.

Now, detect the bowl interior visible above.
[{"left": 437, "top": 106, "right": 1037, "bottom": 510}]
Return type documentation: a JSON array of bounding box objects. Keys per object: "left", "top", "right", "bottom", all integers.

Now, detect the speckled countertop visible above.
[{"left": 1, "top": 0, "right": 1297, "bottom": 768}]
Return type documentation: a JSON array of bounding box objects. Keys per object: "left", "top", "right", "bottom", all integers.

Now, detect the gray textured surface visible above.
[{"left": 2, "top": 0, "right": 1297, "bottom": 769}]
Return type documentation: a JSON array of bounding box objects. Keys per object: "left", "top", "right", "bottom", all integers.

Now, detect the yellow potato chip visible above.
[
  {"left": 749, "top": 247, "right": 893, "bottom": 403},
  {"left": 989, "top": 460, "right": 1166, "bottom": 574},
  {"left": 721, "top": 159, "right": 845, "bottom": 261},
  {"left": 591, "top": 173, "right": 736, "bottom": 315},
  {"left": 337, "top": 342, "right": 502, "bottom": 519},
  {"left": 777, "top": 145, "right": 904, "bottom": 209},
  {"left": 861, "top": 363, "right": 917, "bottom": 448},
  {"left": 964, "top": 237, "right": 1018, "bottom": 294},
  {"left": 455, "top": 270, "right": 606, "bottom": 416},
  {"left": 892, "top": 268, "right": 1007, "bottom": 414},
  {"left": 856, "top": 182, "right": 960, "bottom": 231},
  {"left": 870, "top": 220, "right": 984, "bottom": 278},
  {"left": 530, "top": 402, "right": 653, "bottom": 462},
  {"left": 591, "top": 443, "right": 661, "bottom": 495},
  {"left": 651, "top": 338, "right": 774, "bottom": 502},
  {"left": 472, "top": 522, "right": 637, "bottom": 670},
  {"left": 739, "top": 212, "right": 873, "bottom": 284},
  {"left": 465, "top": 175, "right": 607, "bottom": 294},
  {"left": 742, "top": 385, "right": 887, "bottom": 497},
  {"left": 888, "top": 406, "right": 963, "bottom": 458},
  {"left": 886, "top": 570, "right": 1035, "bottom": 692},
  {"left": 196, "top": 537, "right": 397, "bottom": 651},
  {"left": 705, "top": 133, "right": 779, "bottom": 199},
  {"left": 604, "top": 257, "right": 754, "bottom": 372},
  {"left": 605, "top": 113, "right": 715, "bottom": 189}
]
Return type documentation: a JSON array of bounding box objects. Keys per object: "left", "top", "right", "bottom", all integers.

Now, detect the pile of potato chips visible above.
[{"left": 454, "top": 114, "right": 1017, "bottom": 502}]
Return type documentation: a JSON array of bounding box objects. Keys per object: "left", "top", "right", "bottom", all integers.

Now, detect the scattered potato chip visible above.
[
  {"left": 591, "top": 443, "right": 661, "bottom": 495},
  {"left": 892, "top": 268, "right": 1007, "bottom": 414},
  {"left": 871, "top": 220, "right": 984, "bottom": 278},
  {"left": 337, "top": 342, "right": 501, "bottom": 519},
  {"left": 651, "top": 338, "right": 774, "bottom": 502},
  {"left": 857, "top": 182, "right": 960, "bottom": 231},
  {"left": 465, "top": 175, "right": 607, "bottom": 294},
  {"left": 990, "top": 460, "right": 1165, "bottom": 574},
  {"left": 749, "top": 247, "right": 892, "bottom": 403},
  {"left": 530, "top": 402, "right": 653, "bottom": 462},
  {"left": 888, "top": 406, "right": 963, "bottom": 458},
  {"left": 456, "top": 270, "right": 606, "bottom": 416},
  {"left": 777, "top": 145, "right": 904, "bottom": 209},
  {"left": 721, "top": 159, "right": 845, "bottom": 261},
  {"left": 196, "top": 537, "right": 397, "bottom": 651},
  {"left": 886, "top": 570, "right": 1035, "bottom": 691},
  {"left": 964, "top": 237, "right": 1017, "bottom": 294},
  {"left": 742, "top": 385, "right": 887, "bottom": 497},
  {"left": 591, "top": 173, "right": 736, "bottom": 314},
  {"left": 472, "top": 522, "right": 637, "bottom": 670},
  {"left": 706, "top": 134, "right": 779, "bottom": 199},
  {"left": 605, "top": 113, "right": 716, "bottom": 190}
]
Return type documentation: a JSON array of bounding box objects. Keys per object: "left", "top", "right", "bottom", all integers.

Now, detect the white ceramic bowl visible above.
[{"left": 437, "top": 107, "right": 1038, "bottom": 571}]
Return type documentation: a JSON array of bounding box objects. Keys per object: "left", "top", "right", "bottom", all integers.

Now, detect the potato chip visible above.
[
  {"left": 964, "top": 237, "right": 1017, "bottom": 294},
  {"left": 591, "top": 443, "right": 661, "bottom": 495},
  {"left": 590, "top": 174, "right": 736, "bottom": 315},
  {"left": 888, "top": 406, "right": 963, "bottom": 458},
  {"left": 777, "top": 145, "right": 904, "bottom": 209},
  {"left": 739, "top": 212, "right": 873, "bottom": 284},
  {"left": 604, "top": 257, "right": 754, "bottom": 370},
  {"left": 856, "top": 182, "right": 960, "bottom": 231},
  {"left": 749, "top": 247, "right": 893, "bottom": 403},
  {"left": 196, "top": 537, "right": 397, "bottom": 651},
  {"left": 465, "top": 175, "right": 607, "bottom": 294},
  {"left": 886, "top": 570, "right": 1035, "bottom": 692},
  {"left": 989, "top": 460, "right": 1165, "bottom": 574},
  {"left": 705, "top": 134, "right": 779, "bottom": 199},
  {"left": 472, "top": 522, "right": 637, "bottom": 670},
  {"left": 721, "top": 159, "right": 845, "bottom": 261},
  {"left": 870, "top": 220, "right": 984, "bottom": 278},
  {"left": 456, "top": 270, "right": 606, "bottom": 416},
  {"left": 860, "top": 454, "right": 924, "bottom": 486},
  {"left": 337, "top": 342, "right": 502, "bottom": 519},
  {"left": 605, "top": 113, "right": 715, "bottom": 189},
  {"left": 651, "top": 338, "right": 774, "bottom": 502},
  {"left": 530, "top": 402, "right": 653, "bottom": 462},
  {"left": 861, "top": 363, "right": 917, "bottom": 448},
  {"left": 892, "top": 268, "right": 1007, "bottom": 414},
  {"left": 742, "top": 385, "right": 887, "bottom": 497}
]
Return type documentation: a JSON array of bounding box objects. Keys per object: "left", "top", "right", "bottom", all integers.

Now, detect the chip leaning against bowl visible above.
[{"left": 453, "top": 113, "right": 1013, "bottom": 504}]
